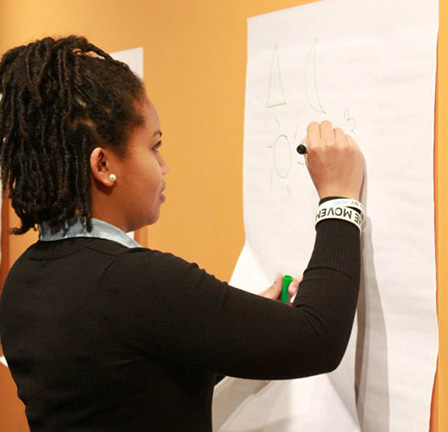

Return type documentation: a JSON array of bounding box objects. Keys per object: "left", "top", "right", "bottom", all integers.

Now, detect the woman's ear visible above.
[{"left": 90, "top": 147, "right": 116, "bottom": 187}]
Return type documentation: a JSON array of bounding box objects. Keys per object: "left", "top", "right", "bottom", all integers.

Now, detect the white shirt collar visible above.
[{"left": 38, "top": 217, "right": 141, "bottom": 249}]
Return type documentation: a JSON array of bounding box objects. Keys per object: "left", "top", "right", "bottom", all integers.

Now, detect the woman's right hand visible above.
[{"left": 304, "top": 121, "right": 364, "bottom": 201}]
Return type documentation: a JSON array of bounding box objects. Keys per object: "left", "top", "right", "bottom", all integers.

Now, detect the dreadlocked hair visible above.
[{"left": 0, "top": 35, "right": 145, "bottom": 234}]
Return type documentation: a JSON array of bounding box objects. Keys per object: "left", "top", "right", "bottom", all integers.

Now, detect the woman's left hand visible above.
[{"left": 259, "top": 272, "right": 302, "bottom": 306}]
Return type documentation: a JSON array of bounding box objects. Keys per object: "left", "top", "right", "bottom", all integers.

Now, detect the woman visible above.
[{"left": 0, "top": 36, "right": 364, "bottom": 432}]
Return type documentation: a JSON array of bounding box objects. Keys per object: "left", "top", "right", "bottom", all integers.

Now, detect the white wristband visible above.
[
  {"left": 319, "top": 199, "right": 366, "bottom": 221},
  {"left": 315, "top": 205, "right": 363, "bottom": 232}
]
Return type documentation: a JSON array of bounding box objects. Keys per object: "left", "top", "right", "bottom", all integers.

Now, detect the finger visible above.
[
  {"left": 276, "top": 271, "right": 284, "bottom": 292},
  {"left": 275, "top": 271, "right": 283, "bottom": 284},
  {"left": 273, "top": 271, "right": 282, "bottom": 294},
  {"left": 334, "top": 127, "right": 347, "bottom": 144},
  {"left": 289, "top": 275, "right": 302, "bottom": 299},
  {"left": 307, "top": 122, "right": 321, "bottom": 141},
  {"left": 260, "top": 272, "right": 282, "bottom": 299},
  {"left": 293, "top": 274, "right": 303, "bottom": 284},
  {"left": 288, "top": 281, "right": 298, "bottom": 305},
  {"left": 288, "top": 281, "right": 297, "bottom": 295},
  {"left": 320, "top": 121, "right": 335, "bottom": 142},
  {"left": 347, "top": 134, "right": 359, "bottom": 147}
]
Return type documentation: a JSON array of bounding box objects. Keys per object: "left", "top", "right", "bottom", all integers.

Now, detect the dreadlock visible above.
[{"left": 0, "top": 36, "right": 145, "bottom": 234}]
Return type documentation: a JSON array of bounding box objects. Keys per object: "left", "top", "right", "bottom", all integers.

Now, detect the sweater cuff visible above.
[{"left": 306, "top": 197, "right": 361, "bottom": 282}]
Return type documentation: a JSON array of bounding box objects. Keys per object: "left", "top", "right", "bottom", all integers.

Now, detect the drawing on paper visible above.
[
  {"left": 306, "top": 38, "right": 327, "bottom": 114},
  {"left": 344, "top": 108, "right": 357, "bottom": 137},
  {"left": 267, "top": 44, "right": 287, "bottom": 108},
  {"left": 267, "top": 120, "right": 292, "bottom": 195},
  {"left": 267, "top": 120, "right": 306, "bottom": 195},
  {"left": 269, "top": 134, "right": 292, "bottom": 180}
]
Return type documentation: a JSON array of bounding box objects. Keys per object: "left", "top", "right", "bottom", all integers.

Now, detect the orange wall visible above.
[
  {"left": 0, "top": 0, "right": 445, "bottom": 431},
  {"left": 434, "top": 0, "right": 448, "bottom": 429}
]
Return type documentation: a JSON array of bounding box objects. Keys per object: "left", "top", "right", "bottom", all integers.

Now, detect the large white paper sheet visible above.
[
  {"left": 111, "top": 47, "right": 144, "bottom": 79},
  {"left": 213, "top": 1, "right": 439, "bottom": 431}
]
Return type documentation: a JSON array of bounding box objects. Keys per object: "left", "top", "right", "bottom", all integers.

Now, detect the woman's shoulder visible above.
[
  {"left": 99, "top": 244, "right": 204, "bottom": 290},
  {"left": 103, "top": 244, "right": 199, "bottom": 274}
]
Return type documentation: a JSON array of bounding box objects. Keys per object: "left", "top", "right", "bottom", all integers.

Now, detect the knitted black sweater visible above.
[{"left": 0, "top": 218, "right": 360, "bottom": 432}]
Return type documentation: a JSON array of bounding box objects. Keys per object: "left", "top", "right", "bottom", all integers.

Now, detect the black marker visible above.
[{"left": 296, "top": 144, "right": 307, "bottom": 155}]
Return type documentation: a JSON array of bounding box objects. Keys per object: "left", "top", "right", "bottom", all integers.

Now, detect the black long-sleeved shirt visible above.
[{"left": 0, "top": 217, "right": 360, "bottom": 432}]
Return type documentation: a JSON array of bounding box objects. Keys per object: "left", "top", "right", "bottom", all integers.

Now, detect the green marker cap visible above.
[{"left": 281, "top": 275, "right": 293, "bottom": 303}]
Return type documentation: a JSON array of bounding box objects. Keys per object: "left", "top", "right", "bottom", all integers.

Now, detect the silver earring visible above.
[{"left": 108, "top": 173, "right": 117, "bottom": 182}]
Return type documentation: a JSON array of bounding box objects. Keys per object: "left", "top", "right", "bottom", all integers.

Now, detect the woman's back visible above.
[
  {"left": 0, "top": 237, "right": 216, "bottom": 431},
  {"left": 0, "top": 213, "right": 360, "bottom": 431}
]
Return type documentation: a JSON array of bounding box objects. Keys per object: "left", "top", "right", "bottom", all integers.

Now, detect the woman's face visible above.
[{"left": 111, "top": 96, "right": 169, "bottom": 231}]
